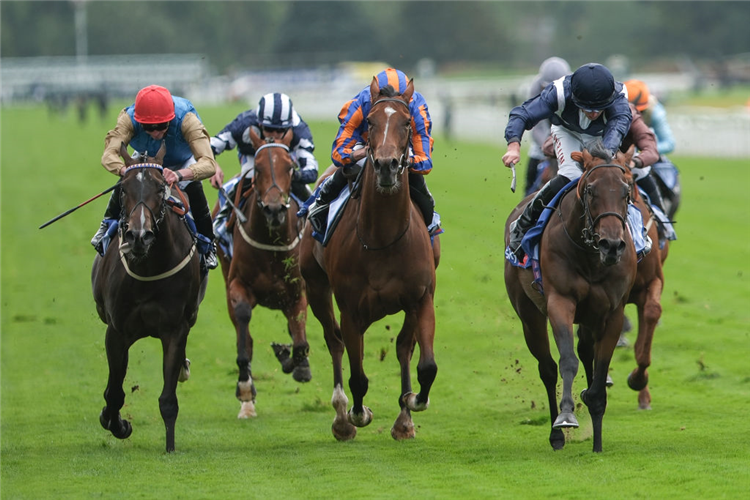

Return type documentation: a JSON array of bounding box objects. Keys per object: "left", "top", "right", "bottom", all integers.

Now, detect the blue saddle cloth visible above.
[
  {"left": 505, "top": 178, "right": 651, "bottom": 295},
  {"left": 297, "top": 181, "right": 443, "bottom": 247}
]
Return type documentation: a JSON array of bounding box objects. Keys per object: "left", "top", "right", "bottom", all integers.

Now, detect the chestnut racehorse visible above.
[
  {"left": 92, "top": 144, "right": 206, "bottom": 452},
  {"left": 504, "top": 142, "right": 637, "bottom": 452},
  {"left": 214, "top": 128, "right": 311, "bottom": 419},
  {"left": 299, "top": 77, "right": 440, "bottom": 441}
]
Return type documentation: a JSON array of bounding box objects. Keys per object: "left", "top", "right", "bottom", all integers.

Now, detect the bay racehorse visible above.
[
  {"left": 213, "top": 127, "right": 311, "bottom": 419},
  {"left": 91, "top": 143, "right": 206, "bottom": 452},
  {"left": 299, "top": 77, "right": 440, "bottom": 441},
  {"left": 504, "top": 142, "right": 637, "bottom": 452},
  {"left": 623, "top": 189, "right": 669, "bottom": 410}
]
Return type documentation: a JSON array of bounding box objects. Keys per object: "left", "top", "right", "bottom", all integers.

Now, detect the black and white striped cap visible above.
[{"left": 256, "top": 92, "right": 294, "bottom": 129}]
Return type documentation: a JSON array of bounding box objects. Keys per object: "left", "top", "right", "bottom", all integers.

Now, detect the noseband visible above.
[
  {"left": 367, "top": 97, "right": 411, "bottom": 175},
  {"left": 579, "top": 163, "right": 630, "bottom": 249},
  {"left": 254, "top": 142, "right": 292, "bottom": 210}
]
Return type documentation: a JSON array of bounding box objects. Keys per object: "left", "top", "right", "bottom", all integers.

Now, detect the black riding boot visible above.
[
  {"left": 292, "top": 181, "right": 313, "bottom": 204},
  {"left": 184, "top": 182, "right": 218, "bottom": 270},
  {"left": 408, "top": 172, "right": 436, "bottom": 228},
  {"left": 636, "top": 174, "right": 666, "bottom": 215},
  {"left": 308, "top": 168, "right": 348, "bottom": 234},
  {"left": 508, "top": 174, "right": 571, "bottom": 259},
  {"left": 91, "top": 186, "right": 122, "bottom": 254}
]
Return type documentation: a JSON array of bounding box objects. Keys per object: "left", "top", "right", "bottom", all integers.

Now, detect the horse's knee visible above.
[
  {"left": 643, "top": 301, "right": 662, "bottom": 325},
  {"left": 233, "top": 301, "right": 252, "bottom": 324}
]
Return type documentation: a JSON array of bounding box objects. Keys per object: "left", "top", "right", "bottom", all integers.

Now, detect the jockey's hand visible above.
[
  {"left": 163, "top": 169, "right": 182, "bottom": 185},
  {"left": 351, "top": 146, "right": 368, "bottom": 163},
  {"left": 209, "top": 166, "right": 224, "bottom": 189},
  {"left": 502, "top": 142, "right": 521, "bottom": 168}
]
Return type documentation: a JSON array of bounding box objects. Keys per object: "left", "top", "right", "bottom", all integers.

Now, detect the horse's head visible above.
[
  {"left": 366, "top": 77, "right": 414, "bottom": 193},
  {"left": 572, "top": 142, "right": 634, "bottom": 266},
  {"left": 249, "top": 126, "right": 295, "bottom": 228},
  {"left": 118, "top": 142, "right": 169, "bottom": 258}
]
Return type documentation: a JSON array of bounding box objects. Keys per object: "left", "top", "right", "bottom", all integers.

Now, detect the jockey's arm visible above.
[
  {"left": 181, "top": 113, "right": 218, "bottom": 182},
  {"left": 101, "top": 110, "right": 135, "bottom": 176}
]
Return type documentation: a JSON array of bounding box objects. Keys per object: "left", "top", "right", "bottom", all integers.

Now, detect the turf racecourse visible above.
[{"left": 2, "top": 103, "right": 749, "bottom": 498}]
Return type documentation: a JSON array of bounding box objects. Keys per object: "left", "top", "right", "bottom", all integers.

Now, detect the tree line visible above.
[{"left": 2, "top": 1, "right": 747, "bottom": 75}]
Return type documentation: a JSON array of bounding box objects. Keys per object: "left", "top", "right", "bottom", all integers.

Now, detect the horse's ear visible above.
[
  {"left": 248, "top": 125, "right": 263, "bottom": 149},
  {"left": 370, "top": 76, "right": 380, "bottom": 103},
  {"left": 571, "top": 151, "right": 583, "bottom": 163},
  {"left": 618, "top": 144, "right": 635, "bottom": 168},
  {"left": 120, "top": 143, "right": 135, "bottom": 167},
  {"left": 154, "top": 141, "right": 167, "bottom": 165},
  {"left": 402, "top": 79, "right": 415, "bottom": 103}
]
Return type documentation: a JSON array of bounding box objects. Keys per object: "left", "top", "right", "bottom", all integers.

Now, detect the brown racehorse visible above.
[
  {"left": 299, "top": 77, "right": 440, "bottom": 441},
  {"left": 504, "top": 141, "right": 638, "bottom": 453},
  {"left": 91, "top": 144, "right": 206, "bottom": 452},
  {"left": 623, "top": 190, "right": 668, "bottom": 410},
  {"left": 213, "top": 127, "right": 311, "bottom": 419}
]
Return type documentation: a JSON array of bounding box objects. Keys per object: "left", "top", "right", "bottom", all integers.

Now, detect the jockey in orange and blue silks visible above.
[
  {"left": 331, "top": 68, "right": 434, "bottom": 174},
  {"left": 304, "top": 68, "right": 441, "bottom": 238}
]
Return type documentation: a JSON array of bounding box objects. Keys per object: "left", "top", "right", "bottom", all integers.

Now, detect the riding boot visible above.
[
  {"left": 308, "top": 168, "right": 347, "bottom": 234},
  {"left": 184, "top": 182, "right": 218, "bottom": 271},
  {"left": 291, "top": 181, "right": 313, "bottom": 205},
  {"left": 91, "top": 186, "right": 122, "bottom": 255},
  {"left": 408, "top": 172, "right": 436, "bottom": 228},
  {"left": 636, "top": 174, "right": 667, "bottom": 215},
  {"left": 508, "top": 174, "right": 571, "bottom": 259}
]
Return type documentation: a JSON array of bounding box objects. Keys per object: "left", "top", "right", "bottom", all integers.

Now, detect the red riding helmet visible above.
[{"left": 134, "top": 85, "right": 175, "bottom": 124}]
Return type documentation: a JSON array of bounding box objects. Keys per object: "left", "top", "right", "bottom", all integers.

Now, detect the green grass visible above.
[{"left": 2, "top": 103, "right": 749, "bottom": 499}]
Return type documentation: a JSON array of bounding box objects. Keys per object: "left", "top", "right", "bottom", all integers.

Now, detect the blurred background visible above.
[{"left": 2, "top": 0, "right": 749, "bottom": 156}]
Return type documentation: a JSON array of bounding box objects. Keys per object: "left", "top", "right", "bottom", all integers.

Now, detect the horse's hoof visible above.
[
  {"left": 332, "top": 420, "right": 357, "bottom": 441},
  {"left": 292, "top": 358, "right": 312, "bottom": 383},
  {"left": 391, "top": 408, "right": 416, "bottom": 440},
  {"left": 348, "top": 406, "right": 373, "bottom": 427},
  {"left": 605, "top": 374, "right": 614, "bottom": 387},
  {"left": 403, "top": 392, "right": 429, "bottom": 412},
  {"left": 99, "top": 407, "right": 133, "bottom": 439},
  {"left": 178, "top": 358, "right": 191, "bottom": 383},
  {"left": 553, "top": 412, "right": 579, "bottom": 429},
  {"left": 549, "top": 429, "right": 566, "bottom": 450},
  {"left": 627, "top": 371, "right": 648, "bottom": 392},
  {"left": 238, "top": 400, "right": 257, "bottom": 419}
]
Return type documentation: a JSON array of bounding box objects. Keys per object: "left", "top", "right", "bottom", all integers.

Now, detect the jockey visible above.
[
  {"left": 303, "top": 68, "right": 438, "bottom": 236},
  {"left": 210, "top": 92, "right": 318, "bottom": 237},
  {"left": 91, "top": 85, "right": 219, "bottom": 271},
  {"left": 502, "top": 63, "right": 632, "bottom": 260},
  {"left": 624, "top": 79, "right": 677, "bottom": 214},
  {"left": 524, "top": 56, "right": 571, "bottom": 195}
]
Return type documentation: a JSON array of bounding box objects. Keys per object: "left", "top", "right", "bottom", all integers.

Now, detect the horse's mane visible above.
[
  {"left": 378, "top": 85, "right": 399, "bottom": 98},
  {"left": 585, "top": 139, "right": 613, "bottom": 162}
]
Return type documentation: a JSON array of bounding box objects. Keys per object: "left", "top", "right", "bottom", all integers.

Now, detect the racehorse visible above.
[
  {"left": 299, "top": 77, "right": 440, "bottom": 441},
  {"left": 504, "top": 142, "right": 638, "bottom": 452},
  {"left": 213, "top": 127, "right": 311, "bottom": 419},
  {"left": 91, "top": 143, "right": 206, "bottom": 452}
]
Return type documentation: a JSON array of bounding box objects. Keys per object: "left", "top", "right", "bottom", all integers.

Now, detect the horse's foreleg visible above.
[
  {"left": 341, "top": 314, "right": 372, "bottom": 430},
  {"left": 576, "top": 326, "right": 595, "bottom": 387},
  {"left": 547, "top": 294, "right": 579, "bottom": 430},
  {"left": 159, "top": 329, "right": 188, "bottom": 453},
  {"left": 407, "top": 295, "right": 438, "bottom": 412},
  {"left": 283, "top": 297, "right": 311, "bottom": 383},
  {"left": 100, "top": 325, "right": 133, "bottom": 441},
  {"left": 228, "top": 280, "right": 256, "bottom": 419},
  {"left": 392, "top": 312, "right": 418, "bottom": 440},
  {"left": 581, "top": 312, "right": 622, "bottom": 453},
  {"left": 628, "top": 278, "right": 662, "bottom": 410}
]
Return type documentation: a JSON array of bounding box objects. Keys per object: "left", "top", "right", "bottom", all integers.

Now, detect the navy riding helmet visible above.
[{"left": 570, "top": 63, "right": 617, "bottom": 111}]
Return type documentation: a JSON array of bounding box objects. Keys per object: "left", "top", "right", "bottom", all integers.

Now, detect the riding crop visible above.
[{"left": 39, "top": 181, "right": 120, "bottom": 229}]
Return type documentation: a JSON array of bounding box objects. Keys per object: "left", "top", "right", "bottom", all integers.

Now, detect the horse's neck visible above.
[
  {"left": 557, "top": 190, "right": 589, "bottom": 249},
  {"left": 358, "top": 171, "right": 411, "bottom": 243}
]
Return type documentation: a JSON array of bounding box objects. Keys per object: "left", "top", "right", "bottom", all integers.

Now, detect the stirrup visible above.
[{"left": 308, "top": 202, "right": 329, "bottom": 234}]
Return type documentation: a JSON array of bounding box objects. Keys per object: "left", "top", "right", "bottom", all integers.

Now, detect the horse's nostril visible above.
[{"left": 142, "top": 231, "right": 155, "bottom": 246}]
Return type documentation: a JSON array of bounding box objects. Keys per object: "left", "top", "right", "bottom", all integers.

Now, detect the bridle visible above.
[
  {"left": 366, "top": 97, "right": 412, "bottom": 175},
  {"left": 118, "top": 164, "right": 168, "bottom": 239},
  {"left": 559, "top": 163, "right": 630, "bottom": 251},
  {"left": 254, "top": 142, "right": 292, "bottom": 211}
]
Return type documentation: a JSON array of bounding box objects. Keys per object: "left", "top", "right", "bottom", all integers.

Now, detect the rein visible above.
[
  {"left": 118, "top": 164, "right": 197, "bottom": 281},
  {"left": 560, "top": 163, "right": 629, "bottom": 251}
]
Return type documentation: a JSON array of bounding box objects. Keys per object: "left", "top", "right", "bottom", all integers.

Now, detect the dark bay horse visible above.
[
  {"left": 299, "top": 77, "right": 440, "bottom": 441},
  {"left": 213, "top": 127, "right": 310, "bottom": 419},
  {"left": 91, "top": 144, "right": 206, "bottom": 452},
  {"left": 504, "top": 143, "right": 637, "bottom": 452}
]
